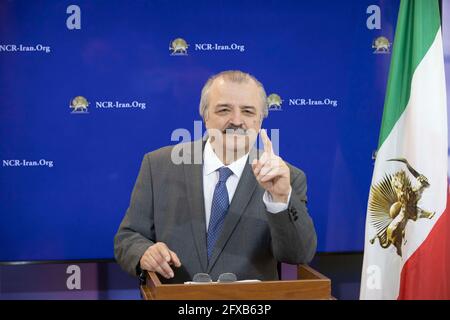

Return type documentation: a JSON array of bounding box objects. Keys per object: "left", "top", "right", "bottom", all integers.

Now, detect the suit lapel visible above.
[
  {"left": 183, "top": 139, "right": 208, "bottom": 272},
  {"left": 206, "top": 147, "right": 261, "bottom": 273}
]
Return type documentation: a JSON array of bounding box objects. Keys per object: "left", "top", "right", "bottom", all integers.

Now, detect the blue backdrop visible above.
[{"left": 0, "top": 0, "right": 400, "bottom": 261}]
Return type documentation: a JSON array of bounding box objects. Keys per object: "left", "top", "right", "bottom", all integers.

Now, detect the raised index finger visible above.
[{"left": 260, "top": 129, "right": 273, "bottom": 154}]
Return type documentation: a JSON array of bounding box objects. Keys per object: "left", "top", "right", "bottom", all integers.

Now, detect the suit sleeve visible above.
[
  {"left": 265, "top": 166, "right": 317, "bottom": 264},
  {"left": 114, "top": 153, "right": 156, "bottom": 277}
]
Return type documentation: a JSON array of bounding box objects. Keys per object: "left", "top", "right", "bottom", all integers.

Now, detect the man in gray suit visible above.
[{"left": 114, "top": 70, "right": 317, "bottom": 283}]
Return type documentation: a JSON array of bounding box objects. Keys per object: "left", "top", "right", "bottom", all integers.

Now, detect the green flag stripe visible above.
[{"left": 378, "top": 0, "right": 441, "bottom": 147}]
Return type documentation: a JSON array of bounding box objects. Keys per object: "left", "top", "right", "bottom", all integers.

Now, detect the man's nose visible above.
[{"left": 229, "top": 110, "right": 244, "bottom": 125}]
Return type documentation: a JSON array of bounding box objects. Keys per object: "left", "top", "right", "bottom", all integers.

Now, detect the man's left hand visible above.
[{"left": 252, "top": 129, "right": 291, "bottom": 203}]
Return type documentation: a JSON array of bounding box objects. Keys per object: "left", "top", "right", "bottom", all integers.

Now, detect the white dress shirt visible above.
[{"left": 203, "top": 139, "right": 291, "bottom": 230}]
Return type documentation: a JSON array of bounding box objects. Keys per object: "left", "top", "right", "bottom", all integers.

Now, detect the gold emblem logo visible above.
[
  {"left": 368, "top": 158, "right": 434, "bottom": 256},
  {"left": 169, "top": 38, "right": 189, "bottom": 55},
  {"left": 372, "top": 36, "right": 391, "bottom": 54},
  {"left": 267, "top": 93, "right": 283, "bottom": 111},
  {"left": 70, "top": 96, "right": 89, "bottom": 114}
]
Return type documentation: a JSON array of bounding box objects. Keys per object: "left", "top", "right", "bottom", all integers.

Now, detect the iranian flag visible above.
[{"left": 360, "top": 0, "right": 449, "bottom": 300}]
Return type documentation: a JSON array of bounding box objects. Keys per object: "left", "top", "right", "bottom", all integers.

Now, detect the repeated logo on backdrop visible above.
[
  {"left": 69, "top": 96, "right": 147, "bottom": 114},
  {"left": 266, "top": 93, "right": 338, "bottom": 112},
  {"left": 372, "top": 36, "right": 391, "bottom": 54},
  {"left": 169, "top": 37, "right": 246, "bottom": 55},
  {"left": 267, "top": 94, "right": 283, "bottom": 111},
  {"left": 0, "top": 44, "right": 51, "bottom": 53}
]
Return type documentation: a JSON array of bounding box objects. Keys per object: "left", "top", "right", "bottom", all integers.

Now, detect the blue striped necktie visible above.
[{"left": 207, "top": 167, "right": 233, "bottom": 260}]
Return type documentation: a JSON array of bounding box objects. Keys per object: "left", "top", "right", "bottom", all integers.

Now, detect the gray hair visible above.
[{"left": 199, "top": 70, "right": 268, "bottom": 120}]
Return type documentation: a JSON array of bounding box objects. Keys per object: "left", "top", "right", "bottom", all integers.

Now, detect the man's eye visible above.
[
  {"left": 243, "top": 110, "right": 255, "bottom": 115},
  {"left": 217, "top": 109, "right": 229, "bottom": 113}
]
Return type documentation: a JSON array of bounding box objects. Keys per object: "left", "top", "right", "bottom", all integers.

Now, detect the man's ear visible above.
[{"left": 203, "top": 118, "right": 211, "bottom": 140}]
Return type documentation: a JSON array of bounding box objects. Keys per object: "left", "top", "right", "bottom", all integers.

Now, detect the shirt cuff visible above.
[{"left": 263, "top": 188, "right": 292, "bottom": 214}]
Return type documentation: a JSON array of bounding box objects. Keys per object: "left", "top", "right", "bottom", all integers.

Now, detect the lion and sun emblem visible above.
[{"left": 368, "top": 158, "right": 435, "bottom": 257}]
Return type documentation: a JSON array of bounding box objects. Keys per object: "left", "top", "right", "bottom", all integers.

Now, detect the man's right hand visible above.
[{"left": 139, "top": 242, "right": 181, "bottom": 279}]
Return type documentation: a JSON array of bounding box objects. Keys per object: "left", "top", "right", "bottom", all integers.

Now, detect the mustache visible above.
[{"left": 222, "top": 125, "right": 247, "bottom": 135}]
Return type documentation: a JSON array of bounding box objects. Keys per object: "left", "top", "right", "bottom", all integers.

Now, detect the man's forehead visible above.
[{"left": 211, "top": 77, "right": 258, "bottom": 92}]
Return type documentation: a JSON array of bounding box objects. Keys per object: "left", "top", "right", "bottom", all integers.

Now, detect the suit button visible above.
[{"left": 293, "top": 216, "right": 298, "bottom": 221}]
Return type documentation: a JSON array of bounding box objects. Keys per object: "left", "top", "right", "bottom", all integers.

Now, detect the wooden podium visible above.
[{"left": 140, "top": 265, "right": 332, "bottom": 300}]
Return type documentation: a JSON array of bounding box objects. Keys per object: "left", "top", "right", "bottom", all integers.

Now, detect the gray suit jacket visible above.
[{"left": 114, "top": 139, "right": 317, "bottom": 283}]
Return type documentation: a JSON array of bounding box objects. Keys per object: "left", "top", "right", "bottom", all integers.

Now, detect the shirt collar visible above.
[{"left": 203, "top": 138, "right": 249, "bottom": 178}]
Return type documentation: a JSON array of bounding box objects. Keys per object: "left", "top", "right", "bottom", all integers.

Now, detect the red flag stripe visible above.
[{"left": 398, "top": 184, "right": 450, "bottom": 299}]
